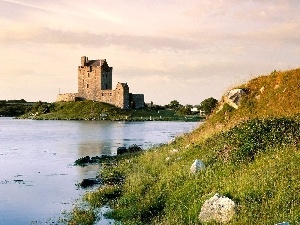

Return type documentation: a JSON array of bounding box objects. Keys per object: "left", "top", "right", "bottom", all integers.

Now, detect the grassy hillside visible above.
[
  {"left": 64, "top": 68, "right": 300, "bottom": 225},
  {"left": 209, "top": 69, "right": 300, "bottom": 125}
]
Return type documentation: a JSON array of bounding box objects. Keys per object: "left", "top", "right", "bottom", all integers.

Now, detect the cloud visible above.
[
  {"left": 2, "top": 0, "right": 50, "bottom": 12},
  {"left": 0, "top": 26, "right": 204, "bottom": 52}
]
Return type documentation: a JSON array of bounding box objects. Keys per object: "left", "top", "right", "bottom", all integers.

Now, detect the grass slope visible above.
[
  {"left": 22, "top": 101, "right": 129, "bottom": 120},
  {"left": 65, "top": 68, "right": 300, "bottom": 225}
]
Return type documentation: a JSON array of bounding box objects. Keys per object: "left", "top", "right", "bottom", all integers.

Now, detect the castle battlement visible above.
[{"left": 56, "top": 56, "right": 144, "bottom": 109}]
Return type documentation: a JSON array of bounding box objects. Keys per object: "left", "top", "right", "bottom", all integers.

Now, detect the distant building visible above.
[
  {"left": 56, "top": 56, "right": 144, "bottom": 109},
  {"left": 191, "top": 107, "right": 199, "bottom": 112}
]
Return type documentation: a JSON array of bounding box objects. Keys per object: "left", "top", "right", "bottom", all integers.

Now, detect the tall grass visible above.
[{"left": 208, "top": 69, "right": 300, "bottom": 128}]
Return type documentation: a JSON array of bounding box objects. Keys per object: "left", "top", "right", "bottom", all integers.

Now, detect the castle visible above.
[{"left": 56, "top": 56, "right": 144, "bottom": 109}]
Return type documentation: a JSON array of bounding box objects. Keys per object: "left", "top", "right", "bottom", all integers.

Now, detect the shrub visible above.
[{"left": 220, "top": 117, "right": 300, "bottom": 162}]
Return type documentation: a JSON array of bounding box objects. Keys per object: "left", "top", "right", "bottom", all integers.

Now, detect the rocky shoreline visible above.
[{"left": 75, "top": 144, "right": 143, "bottom": 188}]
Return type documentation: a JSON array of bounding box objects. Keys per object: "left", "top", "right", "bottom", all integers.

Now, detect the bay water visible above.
[{"left": 0, "top": 118, "right": 200, "bottom": 224}]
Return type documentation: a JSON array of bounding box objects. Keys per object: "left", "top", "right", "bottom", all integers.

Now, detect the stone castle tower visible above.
[{"left": 56, "top": 56, "right": 144, "bottom": 109}]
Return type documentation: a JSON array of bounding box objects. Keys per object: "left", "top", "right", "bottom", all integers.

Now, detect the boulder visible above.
[
  {"left": 127, "top": 144, "right": 142, "bottom": 153},
  {"left": 117, "top": 147, "right": 127, "bottom": 154},
  {"left": 80, "top": 178, "right": 101, "bottom": 188},
  {"left": 199, "top": 193, "right": 235, "bottom": 224},
  {"left": 170, "top": 148, "right": 179, "bottom": 154},
  {"left": 74, "top": 155, "right": 116, "bottom": 166},
  {"left": 190, "top": 159, "right": 205, "bottom": 174},
  {"left": 223, "top": 88, "right": 246, "bottom": 109},
  {"left": 75, "top": 156, "right": 91, "bottom": 165},
  {"left": 117, "top": 145, "right": 142, "bottom": 154}
]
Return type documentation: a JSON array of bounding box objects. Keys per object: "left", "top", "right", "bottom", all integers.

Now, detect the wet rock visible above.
[
  {"left": 75, "top": 156, "right": 91, "bottom": 165},
  {"left": 75, "top": 155, "right": 116, "bottom": 166},
  {"left": 190, "top": 159, "right": 205, "bottom": 174},
  {"left": 117, "top": 147, "right": 127, "bottom": 154},
  {"left": 117, "top": 144, "right": 143, "bottom": 155},
  {"left": 127, "top": 144, "right": 142, "bottom": 153},
  {"left": 199, "top": 193, "right": 235, "bottom": 224},
  {"left": 80, "top": 178, "right": 101, "bottom": 188},
  {"left": 13, "top": 179, "right": 24, "bottom": 183}
]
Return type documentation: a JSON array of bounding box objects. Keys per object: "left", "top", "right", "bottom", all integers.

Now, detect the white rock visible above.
[
  {"left": 170, "top": 148, "right": 179, "bottom": 154},
  {"left": 190, "top": 159, "right": 205, "bottom": 174},
  {"left": 223, "top": 88, "right": 246, "bottom": 109},
  {"left": 199, "top": 193, "right": 235, "bottom": 224},
  {"left": 260, "top": 86, "right": 265, "bottom": 93}
]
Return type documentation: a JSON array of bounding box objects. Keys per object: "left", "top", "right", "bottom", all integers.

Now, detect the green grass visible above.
[
  {"left": 94, "top": 117, "right": 299, "bottom": 225},
  {"left": 19, "top": 101, "right": 201, "bottom": 121},
  {"left": 28, "top": 101, "right": 129, "bottom": 121},
  {"left": 62, "top": 68, "right": 300, "bottom": 224}
]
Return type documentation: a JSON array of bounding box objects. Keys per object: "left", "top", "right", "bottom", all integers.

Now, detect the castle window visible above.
[
  {"left": 88, "top": 73, "right": 90, "bottom": 77},
  {"left": 106, "top": 84, "right": 108, "bottom": 89},
  {"left": 87, "top": 84, "right": 89, "bottom": 88}
]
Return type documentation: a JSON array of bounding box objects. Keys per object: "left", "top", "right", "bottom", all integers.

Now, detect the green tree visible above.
[
  {"left": 31, "top": 101, "right": 50, "bottom": 114},
  {"left": 168, "top": 100, "right": 181, "bottom": 110},
  {"left": 176, "top": 104, "right": 193, "bottom": 116},
  {"left": 199, "top": 97, "right": 218, "bottom": 115}
]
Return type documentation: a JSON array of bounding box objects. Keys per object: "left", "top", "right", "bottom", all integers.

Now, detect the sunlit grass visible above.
[{"left": 63, "top": 68, "right": 300, "bottom": 224}]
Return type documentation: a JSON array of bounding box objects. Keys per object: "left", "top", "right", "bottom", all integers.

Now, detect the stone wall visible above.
[
  {"left": 130, "top": 94, "right": 144, "bottom": 109},
  {"left": 57, "top": 56, "right": 144, "bottom": 109},
  {"left": 99, "top": 90, "right": 115, "bottom": 106},
  {"left": 114, "top": 82, "right": 130, "bottom": 109},
  {"left": 56, "top": 93, "right": 79, "bottom": 102}
]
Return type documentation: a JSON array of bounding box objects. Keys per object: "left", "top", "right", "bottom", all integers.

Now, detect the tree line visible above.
[
  {"left": 148, "top": 97, "right": 218, "bottom": 117},
  {"left": 0, "top": 97, "right": 218, "bottom": 118}
]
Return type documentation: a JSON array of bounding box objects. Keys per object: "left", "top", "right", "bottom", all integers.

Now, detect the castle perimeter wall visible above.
[{"left": 56, "top": 93, "right": 79, "bottom": 102}]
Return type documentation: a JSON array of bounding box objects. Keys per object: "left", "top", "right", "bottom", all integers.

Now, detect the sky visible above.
[{"left": 1, "top": 0, "right": 300, "bottom": 105}]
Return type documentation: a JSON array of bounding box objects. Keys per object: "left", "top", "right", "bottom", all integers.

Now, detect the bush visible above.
[{"left": 219, "top": 117, "right": 300, "bottom": 162}]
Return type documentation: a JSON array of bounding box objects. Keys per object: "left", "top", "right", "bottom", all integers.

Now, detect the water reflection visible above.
[
  {"left": 0, "top": 118, "right": 200, "bottom": 224},
  {"left": 75, "top": 121, "right": 191, "bottom": 158}
]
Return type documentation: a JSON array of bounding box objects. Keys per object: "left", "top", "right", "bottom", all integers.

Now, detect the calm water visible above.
[{"left": 0, "top": 118, "right": 200, "bottom": 224}]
